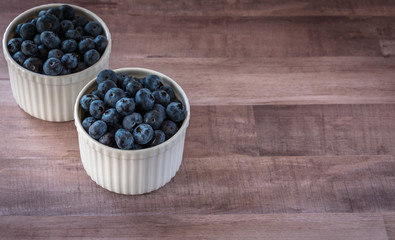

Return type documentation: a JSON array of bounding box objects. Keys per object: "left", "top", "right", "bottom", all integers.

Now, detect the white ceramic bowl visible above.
[
  {"left": 3, "top": 4, "right": 111, "bottom": 122},
  {"left": 74, "top": 68, "right": 190, "bottom": 195}
]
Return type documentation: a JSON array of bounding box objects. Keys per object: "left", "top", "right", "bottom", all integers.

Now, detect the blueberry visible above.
[
  {"left": 144, "top": 110, "right": 164, "bottom": 130},
  {"left": 80, "top": 94, "right": 100, "bottom": 111},
  {"left": 82, "top": 116, "right": 96, "bottom": 132},
  {"left": 94, "top": 35, "right": 108, "bottom": 53},
  {"left": 133, "top": 123, "right": 154, "bottom": 145},
  {"left": 12, "top": 51, "right": 27, "bottom": 65},
  {"left": 152, "top": 90, "right": 171, "bottom": 107},
  {"left": 38, "top": 10, "right": 47, "bottom": 17},
  {"left": 97, "top": 69, "right": 117, "bottom": 84},
  {"left": 37, "top": 44, "right": 48, "bottom": 59},
  {"left": 84, "top": 22, "right": 102, "bottom": 37},
  {"left": 47, "top": 7, "right": 63, "bottom": 20},
  {"left": 7, "top": 38, "right": 23, "bottom": 55},
  {"left": 135, "top": 88, "right": 155, "bottom": 111},
  {"left": 60, "top": 39, "right": 77, "bottom": 53},
  {"left": 104, "top": 88, "right": 125, "bottom": 108},
  {"left": 115, "top": 128, "right": 134, "bottom": 150},
  {"left": 90, "top": 99, "right": 106, "bottom": 119},
  {"left": 152, "top": 104, "right": 167, "bottom": 120},
  {"left": 14, "top": 23, "right": 23, "bottom": 37},
  {"left": 97, "top": 80, "right": 117, "bottom": 99},
  {"left": 23, "top": 57, "right": 43, "bottom": 73},
  {"left": 60, "top": 67, "right": 72, "bottom": 75},
  {"left": 61, "top": 5, "right": 75, "bottom": 20},
  {"left": 84, "top": 49, "right": 100, "bottom": 66},
  {"left": 144, "top": 75, "right": 162, "bottom": 91},
  {"left": 89, "top": 120, "right": 107, "bottom": 140},
  {"left": 21, "top": 40, "right": 38, "bottom": 57},
  {"left": 60, "top": 20, "right": 74, "bottom": 34},
  {"left": 115, "top": 97, "right": 135, "bottom": 116},
  {"left": 102, "top": 108, "right": 120, "bottom": 126},
  {"left": 73, "top": 16, "right": 89, "bottom": 28},
  {"left": 65, "top": 29, "right": 82, "bottom": 41},
  {"left": 40, "top": 31, "right": 61, "bottom": 49},
  {"left": 28, "top": 17, "right": 38, "bottom": 25},
  {"left": 61, "top": 53, "right": 78, "bottom": 69},
  {"left": 148, "top": 130, "right": 166, "bottom": 147},
  {"left": 122, "top": 112, "right": 142, "bottom": 130},
  {"left": 160, "top": 120, "right": 178, "bottom": 139},
  {"left": 36, "top": 14, "right": 60, "bottom": 33},
  {"left": 99, "top": 132, "right": 115, "bottom": 147},
  {"left": 33, "top": 34, "right": 41, "bottom": 45},
  {"left": 125, "top": 79, "right": 143, "bottom": 97},
  {"left": 160, "top": 85, "right": 176, "bottom": 101},
  {"left": 19, "top": 23, "right": 36, "bottom": 40},
  {"left": 72, "top": 62, "right": 87, "bottom": 73},
  {"left": 78, "top": 38, "right": 95, "bottom": 53},
  {"left": 116, "top": 73, "right": 129, "bottom": 88},
  {"left": 47, "top": 49, "right": 64, "bottom": 59},
  {"left": 43, "top": 57, "right": 63, "bottom": 76},
  {"left": 166, "top": 102, "right": 186, "bottom": 122}
]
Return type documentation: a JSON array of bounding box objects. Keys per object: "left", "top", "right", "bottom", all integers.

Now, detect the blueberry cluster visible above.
[
  {"left": 80, "top": 69, "right": 187, "bottom": 150},
  {"left": 7, "top": 4, "right": 108, "bottom": 75}
]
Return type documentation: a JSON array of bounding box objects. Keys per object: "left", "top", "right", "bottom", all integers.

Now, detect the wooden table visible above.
[{"left": 1, "top": 1, "right": 395, "bottom": 239}]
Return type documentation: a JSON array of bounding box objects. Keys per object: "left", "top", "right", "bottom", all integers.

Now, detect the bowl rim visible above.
[
  {"left": 74, "top": 67, "right": 191, "bottom": 157},
  {"left": 2, "top": 3, "right": 112, "bottom": 79}
]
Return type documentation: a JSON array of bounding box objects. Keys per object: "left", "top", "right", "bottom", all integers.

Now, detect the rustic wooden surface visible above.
[{"left": 1, "top": 0, "right": 395, "bottom": 239}]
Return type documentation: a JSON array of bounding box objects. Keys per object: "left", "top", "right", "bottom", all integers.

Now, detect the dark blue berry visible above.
[
  {"left": 89, "top": 99, "right": 106, "bottom": 119},
  {"left": 61, "top": 53, "right": 78, "bottom": 69},
  {"left": 115, "top": 97, "right": 135, "bottom": 116},
  {"left": 40, "top": 31, "right": 61, "bottom": 49},
  {"left": 36, "top": 14, "right": 60, "bottom": 33},
  {"left": 80, "top": 94, "right": 101, "bottom": 111},
  {"left": 61, "top": 39, "right": 77, "bottom": 53},
  {"left": 47, "top": 49, "right": 64, "bottom": 59},
  {"left": 143, "top": 75, "right": 162, "bottom": 91},
  {"left": 160, "top": 120, "right": 178, "bottom": 139},
  {"left": 23, "top": 57, "right": 43, "bottom": 73},
  {"left": 115, "top": 128, "right": 134, "bottom": 150},
  {"left": 104, "top": 88, "right": 125, "bottom": 108},
  {"left": 166, "top": 102, "right": 186, "bottom": 122},
  {"left": 125, "top": 79, "right": 143, "bottom": 97},
  {"left": 97, "top": 80, "right": 117, "bottom": 99},
  {"left": 43, "top": 57, "right": 63, "bottom": 76},
  {"left": 152, "top": 104, "right": 167, "bottom": 120},
  {"left": 21, "top": 40, "right": 38, "bottom": 57},
  {"left": 65, "top": 29, "right": 82, "bottom": 41},
  {"left": 99, "top": 132, "right": 115, "bottom": 147},
  {"left": 148, "top": 130, "right": 166, "bottom": 147},
  {"left": 102, "top": 108, "right": 120, "bottom": 126},
  {"left": 135, "top": 88, "right": 155, "bottom": 111},
  {"left": 60, "top": 67, "right": 71, "bottom": 75},
  {"left": 38, "top": 10, "right": 47, "bottom": 17},
  {"left": 97, "top": 69, "right": 117, "bottom": 84},
  {"left": 12, "top": 51, "right": 27, "bottom": 65},
  {"left": 78, "top": 38, "right": 95, "bottom": 53},
  {"left": 47, "top": 7, "right": 63, "bottom": 21},
  {"left": 60, "top": 20, "right": 74, "bottom": 34},
  {"left": 14, "top": 23, "right": 23, "bottom": 37},
  {"left": 84, "top": 49, "right": 100, "bottom": 66},
  {"left": 37, "top": 44, "right": 48, "bottom": 59},
  {"left": 72, "top": 16, "right": 89, "bottom": 28},
  {"left": 144, "top": 110, "right": 164, "bottom": 130},
  {"left": 20, "top": 23, "right": 37, "bottom": 40},
  {"left": 7, "top": 38, "right": 23, "bottom": 55},
  {"left": 133, "top": 123, "right": 154, "bottom": 145},
  {"left": 61, "top": 5, "right": 75, "bottom": 20},
  {"left": 82, "top": 116, "right": 96, "bottom": 132},
  {"left": 122, "top": 112, "right": 142, "bottom": 130},
  {"left": 94, "top": 35, "right": 108, "bottom": 53},
  {"left": 84, "top": 22, "right": 102, "bottom": 37},
  {"left": 116, "top": 73, "right": 129, "bottom": 88},
  {"left": 89, "top": 120, "right": 107, "bottom": 140},
  {"left": 160, "top": 85, "right": 176, "bottom": 101},
  {"left": 33, "top": 34, "right": 41, "bottom": 45},
  {"left": 152, "top": 90, "right": 171, "bottom": 107}
]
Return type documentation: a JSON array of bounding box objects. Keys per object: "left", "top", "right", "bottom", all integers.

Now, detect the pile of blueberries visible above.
[
  {"left": 7, "top": 4, "right": 108, "bottom": 75},
  {"left": 80, "top": 69, "right": 187, "bottom": 150}
]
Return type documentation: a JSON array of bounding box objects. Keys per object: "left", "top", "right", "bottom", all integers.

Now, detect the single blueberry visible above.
[
  {"left": 80, "top": 94, "right": 100, "bottom": 111},
  {"left": 144, "top": 110, "right": 164, "bottom": 130},
  {"left": 135, "top": 88, "right": 155, "bottom": 112},
  {"left": 152, "top": 90, "right": 171, "bottom": 107},
  {"left": 33, "top": 34, "right": 41, "bottom": 45},
  {"left": 104, "top": 88, "right": 125, "bottom": 108},
  {"left": 166, "top": 102, "right": 186, "bottom": 123},
  {"left": 125, "top": 79, "right": 143, "bottom": 97},
  {"left": 78, "top": 38, "right": 95, "bottom": 53},
  {"left": 37, "top": 44, "right": 48, "bottom": 59},
  {"left": 47, "top": 49, "right": 64, "bottom": 59},
  {"left": 94, "top": 35, "right": 108, "bottom": 53},
  {"left": 89, "top": 99, "right": 106, "bottom": 119},
  {"left": 65, "top": 29, "right": 82, "bottom": 41},
  {"left": 152, "top": 104, "right": 167, "bottom": 120},
  {"left": 73, "top": 16, "right": 89, "bottom": 28},
  {"left": 60, "top": 39, "right": 77, "bottom": 53},
  {"left": 115, "top": 128, "right": 134, "bottom": 150},
  {"left": 21, "top": 40, "right": 38, "bottom": 57},
  {"left": 36, "top": 14, "right": 60, "bottom": 33},
  {"left": 148, "top": 130, "right": 166, "bottom": 147},
  {"left": 47, "top": 7, "right": 63, "bottom": 20},
  {"left": 61, "top": 53, "right": 78, "bottom": 69},
  {"left": 160, "top": 85, "right": 176, "bottom": 101},
  {"left": 40, "top": 31, "right": 61, "bottom": 49},
  {"left": 12, "top": 51, "right": 27, "bottom": 65},
  {"left": 84, "top": 49, "right": 100, "bottom": 66},
  {"left": 43, "top": 57, "right": 63, "bottom": 76},
  {"left": 122, "top": 112, "right": 142, "bottom": 130},
  {"left": 115, "top": 97, "right": 135, "bottom": 116},
  {"left": 60, "top": 20, "right": 74, "bottom": 34},
  {"left": 116, "top": 73, "right": 129, "bottom": 88},
  {"left": 84, "top": 22, "right": 102, "bottom": 37},
  {"left": 97, "top": 69, "right": 117, "bottom": 84},
  {"left": 7, "top": 38, "right": 23, "bottom": 56},
  {"left": 23, "top": 57, "right": 43, "bottom": 73},
  {"left": 89, "top": 120, "right": 107, "bottom": 140},
  {"left": 143, "top": 75, "right": 162, "bottom": 91},
  {"left": 99, "top": 131, "right": 115, "bottom": 147},
  {"left": 60, "top": 5, "right": 75, "bottom": 20},
  {"left": 133, "top": 123, "right": 154, "bottom": 145},
  {"left": 102, "top": 108, "right": 120, "bottom": 126},
  {"left": 38, "top": 10, "right": 47, "bottom": 17},
  {"left": 19, "top": 23, "right": 37, "bottom": 40},
  {"left": 82, "top": 116, "right": 96, "bottom": 132},
  {"left": 97, "top": 80, "right": 117, "bottom": 99},
  {"left": 160, "top": 120, "right": 178, "bottom": 139},
  {"left": 14, "top": 23, "right": 23, "bottom": 37},
  {"left": 72, "top": 62, "right": 87, "bottom": 73}
]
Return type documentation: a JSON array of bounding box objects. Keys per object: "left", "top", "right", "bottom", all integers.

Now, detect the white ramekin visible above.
[
  {"left": 74, "top": 68, "right": 190, "bottom": 195},
  {"left": 3, "top": 4, "right": 112, "bottom": 122}
]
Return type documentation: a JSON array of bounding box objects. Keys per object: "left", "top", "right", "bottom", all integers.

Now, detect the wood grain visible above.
[
  {"left": 384, "top": 213, "right": 395, "bottom": 240},
  {"left": 0, "top": 213, "right": 388, "bottom": 240}
]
